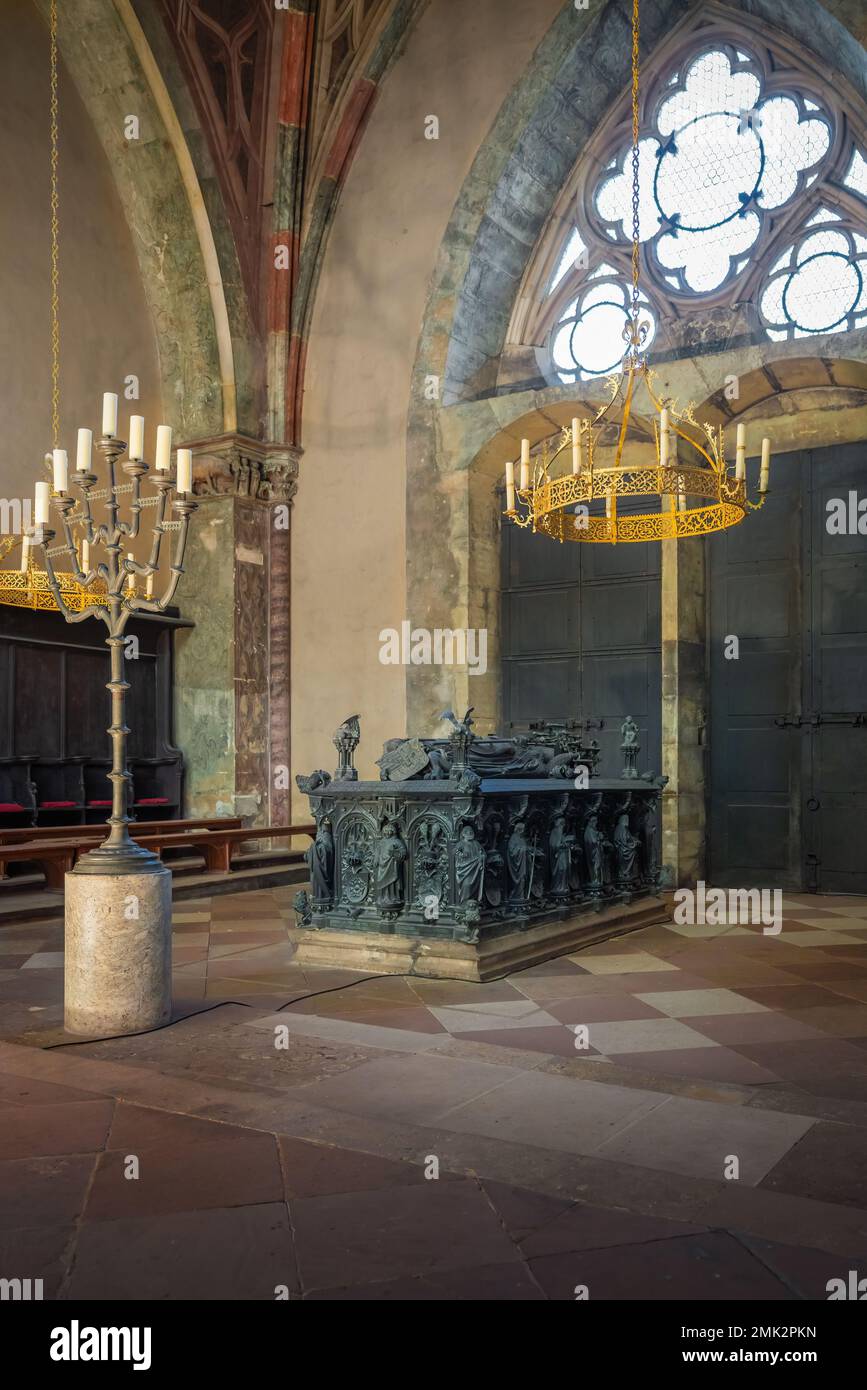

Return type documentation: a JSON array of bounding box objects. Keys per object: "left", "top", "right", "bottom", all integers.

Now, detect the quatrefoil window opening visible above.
[
  {"left": 545, "top": 37, "right": 867, "bottom": 380},
  {"left": 551, "top": 274, "right": 657, "bottom": 382}
]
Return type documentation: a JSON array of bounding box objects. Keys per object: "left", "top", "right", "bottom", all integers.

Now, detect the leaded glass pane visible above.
[
  {"left": 592, "top": 47, "right": 834, "bottom": 294},
  {"left": 844, "top": 147, "right": 867, "bottom": 198},
  {"left": 548, "top": 227, "right": 587, "bottom": 294},
  {"left": 550, "top": 281, "right": 656, "bottom": 380}
]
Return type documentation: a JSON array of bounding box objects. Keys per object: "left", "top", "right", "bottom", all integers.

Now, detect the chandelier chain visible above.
[
  {"left": 630, "top": 0, "right": 641, "bottom": 329},
  {"left": 49, "top": 0, "right": 60, "bottom": 449},
  {"left": 502, "top": 0, "right": 772, "bottom": 544}
]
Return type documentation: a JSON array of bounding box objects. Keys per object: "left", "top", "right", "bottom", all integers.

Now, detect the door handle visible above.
[
  {"left": 773, "top": 714, "right": 802, "bottom": 727},
  {"left": 806, "top": 797, "right": 820, "bottom": 811}
]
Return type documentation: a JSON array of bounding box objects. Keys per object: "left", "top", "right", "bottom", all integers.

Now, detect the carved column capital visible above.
[{"left": 179, "top": 432, "right": 301, "bottom": 505}]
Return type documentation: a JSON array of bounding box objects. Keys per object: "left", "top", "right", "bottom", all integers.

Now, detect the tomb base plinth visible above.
[
  {"left": 290, "top": 895, "right": 668, "bottom": 981},
  {"left": 64, "top": 867, "right": 172, "bottom": 1036}
]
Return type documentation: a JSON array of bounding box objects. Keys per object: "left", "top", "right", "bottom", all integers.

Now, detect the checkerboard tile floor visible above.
[
  {"left": 7, "top": 889, "right": 867, "bottom": 1089},
  {"left": 2, "top": 889, "right": 867, "bottom": 1298}
]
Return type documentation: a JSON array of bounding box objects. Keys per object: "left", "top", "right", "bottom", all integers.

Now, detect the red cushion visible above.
[
  {"left": 87, "top": 800, "right": 111, "bottom": 807},
  {"left": 137, "top": 797, "right": 169, "bottom": 805},
  {"left": 40, "top": 801, "right": 78, "bottom": 808},
  {"left": 0, "top": 803, "right": 25, "bottom": 811}
]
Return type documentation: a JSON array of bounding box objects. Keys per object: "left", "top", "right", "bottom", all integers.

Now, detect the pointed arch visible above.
[{"left": 515, "top": 2, "right": 867, "bottom": 386}]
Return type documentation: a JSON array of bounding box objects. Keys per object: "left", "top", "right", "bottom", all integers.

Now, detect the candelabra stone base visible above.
[{"left": 64, "top": 866, "right": 172, "bottom": 1036}]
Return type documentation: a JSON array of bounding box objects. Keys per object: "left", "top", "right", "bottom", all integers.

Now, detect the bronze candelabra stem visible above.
[{"left": 28, "top": 434, "right": 197, "bottom": 874}]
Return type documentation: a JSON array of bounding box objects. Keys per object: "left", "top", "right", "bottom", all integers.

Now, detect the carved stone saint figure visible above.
[
  {"left": 454, "top": 823, "right": 485, "bottom": 905},
  {"left": 507, "top": 820, "right": 532, "bottom": 904},
  {"left": 548, "top": 813, "right": 574, "bottom": 897},
  {"left": 584, "top": 811, "right": 608, "bottom": 889},
  {"left": 374, "top": 821, "right": 407, "bottom": 910},
  {"left": 305, "top": 817, "right": 334, "bottom": 904},
  {"left": 614, "top": 811, "right": 640, "bottom": 884}
]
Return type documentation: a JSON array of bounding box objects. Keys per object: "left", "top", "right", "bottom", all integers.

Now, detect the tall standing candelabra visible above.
[{"left": 27, "top": 394, "right": 197, "bottom": 1035}]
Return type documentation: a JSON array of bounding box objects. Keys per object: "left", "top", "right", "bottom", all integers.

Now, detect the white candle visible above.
[
  {"left": 505, "top": 459, "right": 515, "bottom": 512},
  {"left": 155, "top": 425, "right": 172, "bottom": 471},
  {"left": 759, "top": 437, "right": 771, "bottom": 493},
  {"left": 76, "top": 428, "right": 92, "bottom": 472},
  {"left": 126, "top": 552, "right": 135, "bottom": 594},
  {"left": 145, "top": 572, "right": 154, "bottom": 599},
  {"left": 735, "top": 422, "right": 746, "bottom": 481},
  {"left": 102, "top": 392, "right": 118, "bottom": 437},
  {"left": 659, "top": 408, "right": 670, "bottom": 467},
  {"left": 520, "top": 438, "right": 530, "bottom": 492},
  {"left": 35, "top": 480, "right": 50, "bottom": 526},
  {"left": 20, "top": 535, "right": 30, "bottom": 572},
  {"left": 176, "top": 448, "right": 193, "bottom": 494},
  {"left": 128, "top": 415, "right": 145, "bottom": 461},
  {"left": 81, "top": 539, "right": 90, "bottom": 573},
  {"left": 52, "top": 448, "right": 68, "bottom": 493},
  {"left": 572, "top": 418, "right": 583, "bottom": 474}
]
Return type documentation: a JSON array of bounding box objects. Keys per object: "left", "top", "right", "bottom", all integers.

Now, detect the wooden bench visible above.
[
  {"left": 0, "top": 816, "right": 243, "bottom": 847},
  {"left": 136, "top": 823, "right": 316, "bottom": 873},
  {"left": 0, "top": 822, "right": 315, "bottom": 891},
  {"left": 0, "top": 841, "right": 77, "bottom": 891},
  {"left": 0, "top": 818, "right": 243, "bottom": 881}
]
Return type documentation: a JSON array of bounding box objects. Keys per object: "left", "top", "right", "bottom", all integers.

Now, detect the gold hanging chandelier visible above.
[{"left": 503, "top": 0, "right": 771, "bottom": 544}]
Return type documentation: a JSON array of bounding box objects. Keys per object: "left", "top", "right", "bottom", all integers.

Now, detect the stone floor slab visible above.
[
  {"left": 435, "top": 1069, "right": 669, "bottom": 1156},
  {"left": 595, "top": 1094, "right": 814, "bottom": 1184},
  {"left": 290, "top": 1178, "right": 521, "bottom": 1291},
  {"left": 528, "top": 1230, "right": 792, "bottom": 1300}
]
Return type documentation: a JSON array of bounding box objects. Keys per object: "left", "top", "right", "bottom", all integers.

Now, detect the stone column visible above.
[
  {"left": 269, "top": 507, "right": 293, "bottom": 825},
  {"left": 173, "top": 433, "right": 299, "bottom": 824},
  {"left": 660, "top": 501, "right": 707, "bottom": 887}
]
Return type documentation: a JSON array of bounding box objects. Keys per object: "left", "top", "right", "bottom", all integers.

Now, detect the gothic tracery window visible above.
[{"left": 541, "top": 28, "right": 867, "bottom": 381}]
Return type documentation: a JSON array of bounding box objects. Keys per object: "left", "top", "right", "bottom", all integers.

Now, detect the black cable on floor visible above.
[{"left": 40, "top": 952, "right": 570, "bottom": 1048}]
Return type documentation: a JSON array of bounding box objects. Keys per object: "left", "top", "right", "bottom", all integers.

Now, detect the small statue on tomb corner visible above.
[
  {"left": 454, "top": 823, "right": 486, "bottom": 904},
  {"left": 374, "top": 820, "right": 407, "bottom": 911},
  {"left": 333, "top": 715, "right": 361, "bottom": 782},
  {"left": 295, "top": 769, "right": 331, "bottom": 794},
  {"left": 440, "top": 707, "right": 475, "bottom": 737},
  {"left": 548, "top": 813, "right": 575, "bottom": 897},
  {"left": 306, "top": 817, "right": 334, "bottom": 904},
  {"left": 614, "top": 810, "right": 640, "bottom": 885},
  {"left": 620, "top": 716, "right": 640, "bottom": 780}
]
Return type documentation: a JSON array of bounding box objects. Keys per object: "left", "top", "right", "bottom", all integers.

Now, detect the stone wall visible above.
[
  {"left": 291, "top": 0, "right": 562, "bottom": 819},
  {"left": 0, "top": 0, "right": 162, "bottom": 504}
]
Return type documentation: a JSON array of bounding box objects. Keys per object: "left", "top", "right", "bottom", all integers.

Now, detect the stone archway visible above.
[{"left": 405, "top": 0, "right": 867, "bottom": 776}]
